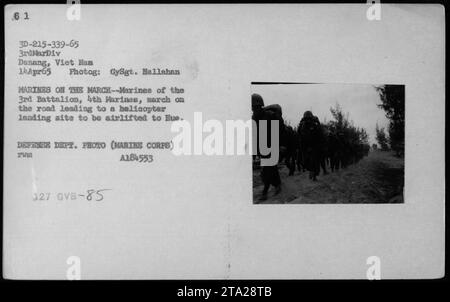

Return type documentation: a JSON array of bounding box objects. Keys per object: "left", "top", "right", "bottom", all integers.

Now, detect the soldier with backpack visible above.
[
  {"left": 252, "top": 94, "right": 287, "bottom": 202},
  {"left": 297, "top": 111, "right": 325, "bottom": 181}
]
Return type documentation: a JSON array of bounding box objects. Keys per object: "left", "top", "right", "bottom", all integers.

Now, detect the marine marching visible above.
[{"left": 252, "top": 93, "right": 371, "bottom": 202}]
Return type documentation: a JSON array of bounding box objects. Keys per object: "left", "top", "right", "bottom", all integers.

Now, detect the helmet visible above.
[
  {"left": 251, "top": 93, "right": 264, "bottom": 108},
  {"left": 303, "top": 111, "right": 313, "bottom": 118}
]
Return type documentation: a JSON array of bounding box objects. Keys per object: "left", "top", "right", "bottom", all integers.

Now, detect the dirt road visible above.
[{"left": 253, "top": 150, "right": 404, "bottom": 204}]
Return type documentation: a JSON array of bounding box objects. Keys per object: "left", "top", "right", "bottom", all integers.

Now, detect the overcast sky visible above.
[{"left": 251, "top": 83, "right": 390, "bottom": 145}]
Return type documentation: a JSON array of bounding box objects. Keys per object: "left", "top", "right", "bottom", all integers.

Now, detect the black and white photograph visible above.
[{"left": 252, "top": 83, "right": 405, "bottom": 204}]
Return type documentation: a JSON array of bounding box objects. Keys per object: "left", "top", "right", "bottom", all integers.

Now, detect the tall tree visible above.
[
  {"left": 327, "top": 103, "right": 371, "bottom": 157},
  {"left": 329, "top": 103, "right": 349, "bottom": 130},
  {"left": 375, "top": 85, "right": 405, "bottom": 156}
]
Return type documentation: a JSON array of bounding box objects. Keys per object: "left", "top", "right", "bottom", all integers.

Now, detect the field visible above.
[{"left": 253, "top": 150, "right": 404, "bottom": 204}]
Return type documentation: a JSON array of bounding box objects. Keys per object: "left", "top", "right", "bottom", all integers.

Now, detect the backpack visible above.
[
  {"left": 263, "top": 104, "right": 287, "bottom": 146},
  {"left": 299, "top": 116, "right": 320, "bottom": 136}
]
